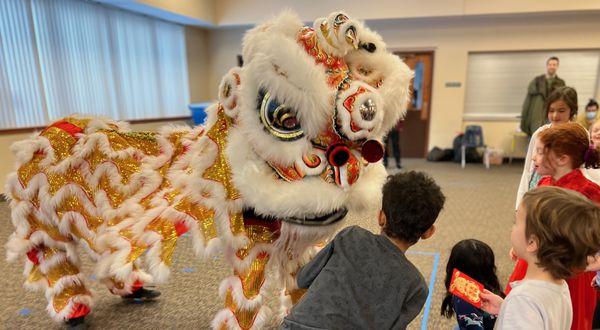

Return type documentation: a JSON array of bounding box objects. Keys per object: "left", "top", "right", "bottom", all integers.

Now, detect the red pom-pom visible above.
[
  {"left": 67, "top": 303, "right": 91, "bottom": 319},
  {"left": 26, "top": 248, "right": 40, "bottom": 265},
  {"left": 361, "top": 140, "right": 384, "bottom": 163},
  {"left": 174, "top": 221, "right": 189, "bottom": 236},
  {"left": 327, "top": 144, "right": 351, "bottom": 167}
]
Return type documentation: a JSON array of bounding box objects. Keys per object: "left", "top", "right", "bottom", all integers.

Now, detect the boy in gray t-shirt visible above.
[{"left": 282, "top": 171, "right": 446, "bottom": 329}]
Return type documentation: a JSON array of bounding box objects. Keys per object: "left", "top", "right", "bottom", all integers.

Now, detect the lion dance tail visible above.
[{"left": 5, "top": 116, "right": 202, "bottom": 321}]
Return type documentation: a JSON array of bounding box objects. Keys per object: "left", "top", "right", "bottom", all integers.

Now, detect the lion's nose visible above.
[{"left": 326, "top": 144, "right": 350, "bottom": 167}]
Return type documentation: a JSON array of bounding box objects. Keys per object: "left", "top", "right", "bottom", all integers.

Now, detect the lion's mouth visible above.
[{"left": 243, "top": 207, "right": 348, "bottom": 226}]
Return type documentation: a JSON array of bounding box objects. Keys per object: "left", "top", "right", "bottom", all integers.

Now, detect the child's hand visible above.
[
  {"left": 508, "top": 248, "right": 518, "bottom": 262},
  {"left": 480, "top": 289, "right": 503, "bottom": 315},
  {"left": 592, "top": 275, "right": 599, "bottom": 290}
]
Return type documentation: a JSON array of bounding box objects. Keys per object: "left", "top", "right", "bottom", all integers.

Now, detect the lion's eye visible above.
[{"left": 258, "top": 89, "right": 304, "bottom": 141}]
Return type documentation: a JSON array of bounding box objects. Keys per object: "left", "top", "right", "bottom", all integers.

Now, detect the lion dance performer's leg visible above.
[
  {"left": 212, "top": 218, "right": 280, "bottom": 330},
  {"left": 273, "top": 223, "right": 337, "bottom": 322},
  {"left": 27, "top": 244, "right": 92, "bottom": 321},
  {"left": 7, "top": 221, "right": 92, "bottom": 323}
]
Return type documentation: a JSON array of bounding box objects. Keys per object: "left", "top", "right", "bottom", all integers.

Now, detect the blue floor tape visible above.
[
  {"left": 407, "top": 250, "right": 440, "bottom": 330},
  {"left": 19, "top": 308, "right": 31, "bottom": 316}
]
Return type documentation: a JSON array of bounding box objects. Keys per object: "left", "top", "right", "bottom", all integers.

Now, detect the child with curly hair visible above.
[{"left": 283, "top": 171, "right": 446, "bottom": 329}]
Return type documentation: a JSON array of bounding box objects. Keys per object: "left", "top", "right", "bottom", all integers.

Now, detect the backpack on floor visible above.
[{"left": 427, "top": 147, "right": 454, "bottom": 162}]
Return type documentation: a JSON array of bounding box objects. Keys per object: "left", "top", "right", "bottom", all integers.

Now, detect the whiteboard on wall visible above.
[{"left": 464, "top": 50, "right": 600, "bottom": 121}]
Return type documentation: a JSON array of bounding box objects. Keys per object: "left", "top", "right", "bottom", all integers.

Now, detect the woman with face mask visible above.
[{"left": 577, "top": 99, "right": 599, "bottom": 130}]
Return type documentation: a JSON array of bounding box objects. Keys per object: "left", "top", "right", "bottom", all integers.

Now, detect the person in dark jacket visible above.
[
  {"left": 520, "top": 56, "right": 566, "bottom": 136},
  {"left": 383, "top": 120, "right": 404, "bottom": 169}
]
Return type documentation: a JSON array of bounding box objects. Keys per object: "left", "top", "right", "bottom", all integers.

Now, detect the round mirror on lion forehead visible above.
[{"left": 333, "top": 78, "right": 384, "bottom": 141}]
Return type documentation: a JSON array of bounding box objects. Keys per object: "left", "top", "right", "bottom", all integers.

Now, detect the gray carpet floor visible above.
[{"left": 0, "top": 159, "right": 522, "bottom": 329}]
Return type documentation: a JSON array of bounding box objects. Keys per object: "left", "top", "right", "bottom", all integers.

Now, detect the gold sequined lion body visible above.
[{"left": 6, "top": 10, "right": 412, "bottom": 329}]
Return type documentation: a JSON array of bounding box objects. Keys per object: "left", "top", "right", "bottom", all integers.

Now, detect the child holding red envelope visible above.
[
  {"left": 441, "top": 239, "right": 504, "bottom": 329},
  {"left": 480, "top": 187, "right": 600, "bottom": 329}
]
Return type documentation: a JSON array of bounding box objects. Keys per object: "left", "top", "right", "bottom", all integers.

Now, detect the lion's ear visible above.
[{"left": 218, "top": 67, "right": 242, "bottom": 120}]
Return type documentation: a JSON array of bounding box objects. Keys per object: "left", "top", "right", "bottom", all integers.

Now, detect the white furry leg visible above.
[
  {"left": 102, "top": 268, "right": 153, "bottom": 296},
  {"left": 37, "top": 245, "right": 93, "bottom": 322},
  {"left": 212, "top": 250, "right": 272, "bottom": 330}
]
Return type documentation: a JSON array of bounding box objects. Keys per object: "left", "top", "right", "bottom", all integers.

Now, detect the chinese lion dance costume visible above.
[{"left": 5, "top": 10, "right": 412, "bottom": 329}]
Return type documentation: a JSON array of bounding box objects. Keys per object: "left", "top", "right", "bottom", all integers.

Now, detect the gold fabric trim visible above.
[
  {"left": 26, "top": 264, "right": 44, "bottom": 284},
  {"left": 101, "top": 130, "right": 160, "bottom": 156},
  {"left": 146, "top": 219, "right": 178, "bottom": 267},
  {"left": 236, "top": 225, "right": 278, "bottom": 260},
  {"left": 286, "top": 288, "right": 307, "bottom": 305},
  {"left": 52, "top": 284, "right": 89, "bottom": 313},
  {"left": 42, "top": 127, "right": 77, "bottom": 162},
  {"left": 202, "top": 108, "right": 240, "bottom": 200},
  {"left": 229, "top": 212, "right": 245, "bottom": 236},
  {"left": 99, "top": 176, "right": 125, "bottom": 208},
  {"left": 46, "top": 168, "right": 93, "bottom": 197},
  {"left": 17, "top": 154, "right": 42, "bottom": 188},
  {"left": 235, "top": 252, "right": 269, "bottom": 299},
  {"left": 27, "top": 215, "right": 69, "bottom": 242},
  {"left": 55, "top": 195, "right": 102, "bottom": 232},
  {"left": 174, "top": 198, "right": 217, "bottom": 241},
  {"left": 46, "top": 262, "right": 80, "bottom": 287},
  {"left": 224, "top": 288, "right": 261, "bottom": 330},
  {"left": 120, "top": 229, "right": 147, "bottom": 264}
]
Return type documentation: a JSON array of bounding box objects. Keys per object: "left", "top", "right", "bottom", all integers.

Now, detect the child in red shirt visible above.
[{"left": 507, "top": 122, "right": 600, "bottom": 329}]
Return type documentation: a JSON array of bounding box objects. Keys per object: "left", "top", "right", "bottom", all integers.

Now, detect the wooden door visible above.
[{"left": 394, "top": 52, "right": 434, "bottom": 158}]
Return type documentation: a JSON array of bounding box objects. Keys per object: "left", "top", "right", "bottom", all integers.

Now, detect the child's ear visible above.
[
  {"left": 420, "top": 225, "right": 436, "bottom": 240},
  {"left": 556, "top": 154, "right": 571, "bottom": 167},
  {"left": 378, "top": 210, "right": 386, "bottom": 227},
  {"left": 526, "top": 235, "right": 539, "bottom": 253}
]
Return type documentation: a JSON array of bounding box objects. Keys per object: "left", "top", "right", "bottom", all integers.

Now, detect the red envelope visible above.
[{"left": 449, "top": 268, "right": 484, "bottom": 308}]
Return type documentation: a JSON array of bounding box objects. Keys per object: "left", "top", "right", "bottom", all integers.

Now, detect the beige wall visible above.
[
  {"left": 185, "top": 26, "right": 212, "bottom": 103},
  {"left": 206, "top": 12, "right": 600, "bottom": 155},
  {"left": 214, "top": 0, "right": 600, "bottom": 26},
  {"left": 0, "top": 120, "right": 189, "bottom": 195},
  {"left": 137, "top": 0, "right": 216, "bottom": 25}
]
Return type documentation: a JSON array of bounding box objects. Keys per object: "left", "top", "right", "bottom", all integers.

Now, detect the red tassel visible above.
[
  {"left": 26, "top": 248, "right": 40, "bottom": 265},
  {"left": 174, "top": 221, "right": 189, "bottom": 236},
  {"left": 67, "top": 303, "right": 90, "bottom": 319}
]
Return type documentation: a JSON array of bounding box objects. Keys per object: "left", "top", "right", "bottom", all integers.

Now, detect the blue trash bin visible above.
[{"left": 188, "top": 102, "right": 212, "bottom": 125}]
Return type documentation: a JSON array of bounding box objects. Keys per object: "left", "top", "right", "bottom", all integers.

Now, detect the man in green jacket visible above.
[{"left": 520, "top": 56, "right": 566, "bottom": 136}]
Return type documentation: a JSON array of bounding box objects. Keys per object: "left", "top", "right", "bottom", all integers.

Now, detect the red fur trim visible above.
[
  {"left": 47, "top": 120, "right": 83, "bottom": 138},
  {"left": 68, "top": 303, "right": 90, "bottom": 319},
  {"left": 174, "top": 221, "right": 189, "bottom": 236},
  {"left": 27, "top": 248, "right": 40, "bottom": 265},
  {"left": 132, "top": 280, "right": 144, "bottom": 291}
]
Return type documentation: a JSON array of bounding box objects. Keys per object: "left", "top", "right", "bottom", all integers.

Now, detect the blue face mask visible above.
[{"left": 587, "top": 111, "right": 598, "bottom": 120}]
